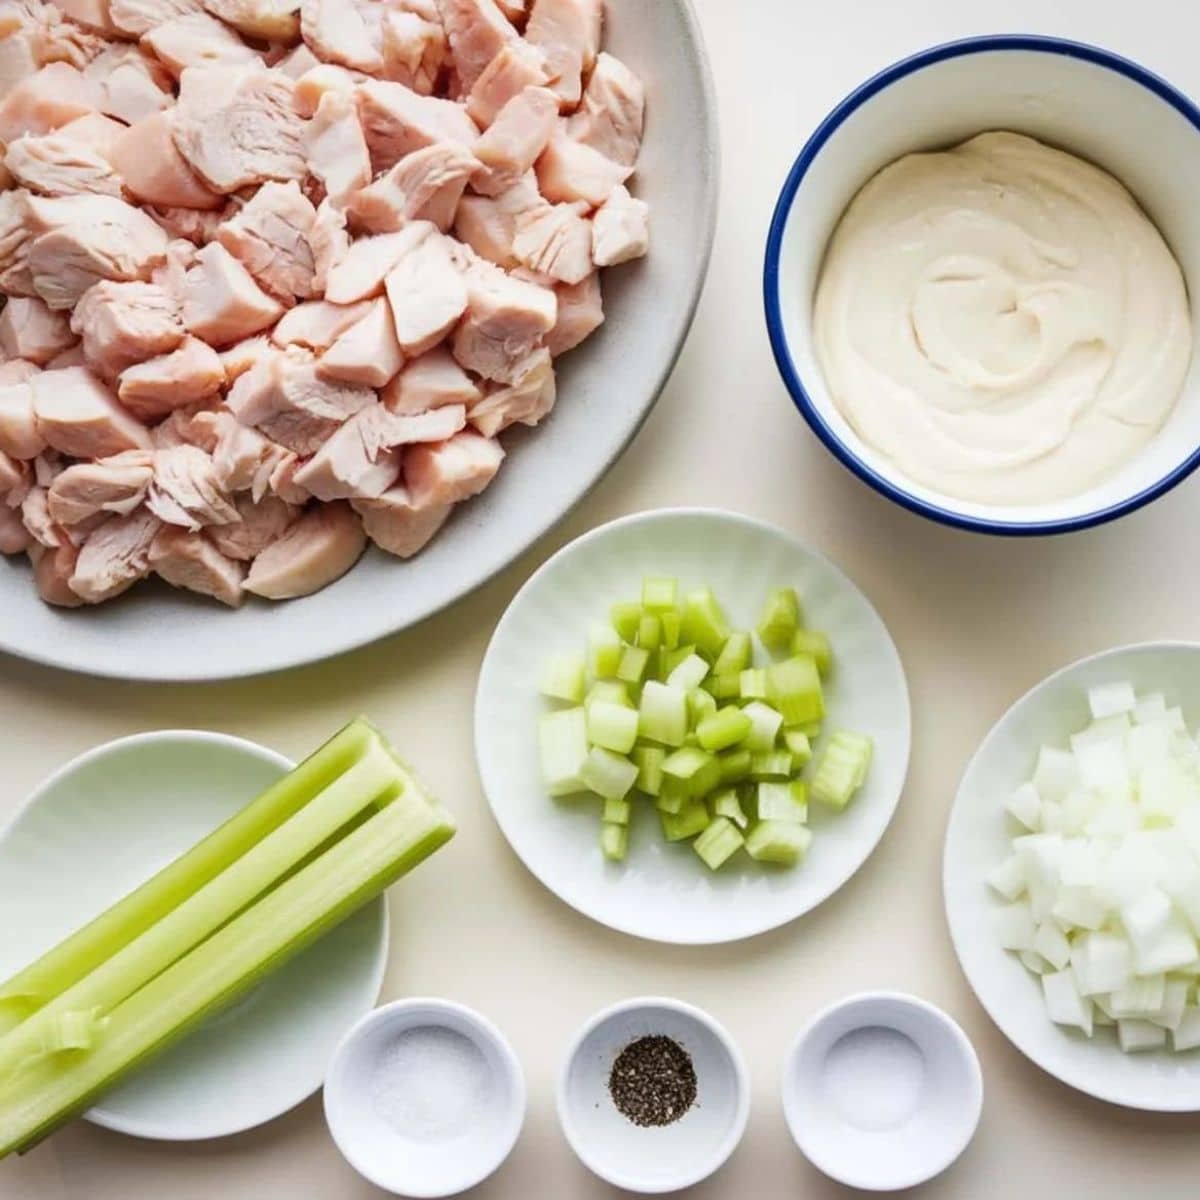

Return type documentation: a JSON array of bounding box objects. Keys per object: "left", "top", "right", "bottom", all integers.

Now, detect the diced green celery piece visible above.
[
  {"left": 756, "top": 781, "right": 808, "bottom": 823},
  {"left": 579, "top": 747, "right": 638, "bottom": 801},
  {"left": 708, "top": 672, "right": 741, "bottom": 700},
  {"left": 745, "top": 820, "right": 812, "bottom": 866},
  {"left": 694, "top": 817, "right": 744, "bottom": 870},
  {"left": 687, "top": 688, "right": 718, "bottom": 730},
  {"left": 637, "top": 613, "right": 662, "bottom": 652},
  {"left": 0, "top": 746, "right": 454, "bottom": 1156},
  {"left": 664, "top": 644, "right": 698, "bottom": 676},
  {"left": 600, "top": 822, "right": 628, "bottom": 862},
  {"left": 632, "top": 745, "right": 665, "bottom": 796},
  {"left": 800, "top": 722, "right": 822, "bottom": 738},
  {"left": 739, "top": 668, "right": 768, "bottom": 700},
  {"left": 791, "top": 630, "right": 832, "bottom": 676},
  {"left": 655, "top": 778, "right": 689, "bottom": 814},
  {"left": 783, "top": 730, "right": 813, "bottom": 765},
  {"left": 587, "top": 701, "right": 639, "bottom": 754},
  {"left": 0, "top": 720, "right": 376, "bottom": 1034},
  {"left": 616, "top": 645, "right": 650, "bottom": 685},
  {"left": 667, "top": 652, "right": 709, "bottom": 692},
  {"left": 539, "top": 708, "right": 589, "bottom": 797},
  {"left": 638, "top": 681, "right": 688, "bottom": 747},
  {"left": 713, "top": 631, "right": 752, "bottom": 676},
  {"left": 750, "top": 751, "right": 793, "bottom": 780},
  {"left": 719, "top": 748, "right": 752, "bottom": 783},
  {"left": 660, "top": 803, "right": 711, "bottom": 842},
  {"left": 588, "top": 623, "right": 623, "bottom": 679},
  {"left": 811, "top": 731, "right": 873, "bottom": 810},
  {"left": 539, "top": 653, "right": 587, "bottom": 704},
  {"left": 696, "top": 706, "right": 752, "bottom": 752},
  {"left": 741, "top": 701, "right": 783, "bottom": 752},
  {"left": 660, "top": 610, "right": 681, "bottom": 650},
  {"left": 680, "top": 587, "right": 730, "bottom": 659},
  {"left": 757, "top": 587, "right": 801, "bottom": 652},
  {"left": 662, "top": 744, "right": 716, "bottom": 783},
  {"left": 712, "top": 787, "right": 749, "bottom": 829},
  {"left": 611, "top": 602, "right": 642, "bottom": 644},
  {"left": 642, "top": 576, "right": 678, "bottom": 612},
  {"left": 766, "top": 655, "right": 824, "bottom": 727},
  {"left": 603, "top": 796, "right": 632, "bottom": 826},
  {"left": 587, "top": 680, "right": 631, "bottom": 709}
]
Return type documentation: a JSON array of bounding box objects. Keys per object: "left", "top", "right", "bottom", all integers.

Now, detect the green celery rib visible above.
[
  {"left": 0, "top": 776, "right": 455, "bottom": 1157},
  {"left": 0, "top": 737, "right": 402, "bottom": 1080},
  {"left": 0, "top": 720, "right": 376, "bottom": 1034}
]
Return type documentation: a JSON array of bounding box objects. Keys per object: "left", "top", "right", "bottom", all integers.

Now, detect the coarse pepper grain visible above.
[{"left": 608, "top": 1034, "right": 697, "bottom": 1127}]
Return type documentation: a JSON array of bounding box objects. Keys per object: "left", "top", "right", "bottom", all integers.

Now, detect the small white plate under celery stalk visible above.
[{"left": 475, "top": 509, "right": 911, "bottom": 944}]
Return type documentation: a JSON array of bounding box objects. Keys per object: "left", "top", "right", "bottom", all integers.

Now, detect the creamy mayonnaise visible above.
[{"left": 813, "top": 131, "right": 1193, "bottom": 505}]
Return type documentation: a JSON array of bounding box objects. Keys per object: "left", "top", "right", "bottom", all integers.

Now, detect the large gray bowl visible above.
[{"left": 0, "top": 0, "right": 718, "bottom": 681}]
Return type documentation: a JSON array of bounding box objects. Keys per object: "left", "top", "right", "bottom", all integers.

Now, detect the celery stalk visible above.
[
  {"left": 616, "top": 645, "right": 650, "bottom": 685},
  {"left": 660, "top": 803, "right": 711, "bottom": 842},
  {"left": 539, "top": 654, "right": 587, "bottom": 704},
  {"left": 791, "top": 630, "right": 832, "bottom": 676},
  {"left": 811, "top": 731, "right": 873, "bottom": 809},
  {"left": 680, "top": 588, "right": 730, "bottom": 658},
  {"left": 713, "top": 632, "right": 752, "bottom": 676},
  {"left": 642, "top": 577, "right": 678, "bottom": 613},
  {"left": 632, "top": 745, "right": 665, "bottom": 796},
  {"left": 0, "top": 779, "right": 454, "bottom": 1157},
  {"left": 600, "top": 822, "right": 628, "bottom": 862},
  {"left": 697, "top": 707, "right": 751, "bottom": 753},
  {"left": 659, "top": 611, "right": 681, "bottom": 650},
  {"left": 602, "top": 796, "right": 632, "bottom": 826},
  {"left": 637, "top": 613, "right": 662, "bottom": 651},
  {"left": 611, "top": 602, "right": 642, "bottom": 643},
  {"left": 757, "top": 587, "right": 801, "bottom": 653},
  {"left": 693, "top": 818, "right": 744, "bottom": 869},
  {"left": 745, "top": 821, "right": 812, "bottom": 866},
  {"left": 0, "top": 721, "right": 374, "bottom": 1034},
  {"left": 712, "top": 788, "right": 748, "bottom": 829},
  {"left": 586, "top": 701, "right": 639, "bottom": 754}
]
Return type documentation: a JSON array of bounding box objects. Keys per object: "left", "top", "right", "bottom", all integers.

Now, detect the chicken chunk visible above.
[
  {"left": 149, "top": 524, "right": 245, "bottom": 606},
  {"left": 293, "top": 62, "right": 362, "bottom": 116},
  {"left": 466, "top": 38, "right": 548, "bottom": 128},
  {"left": 300, "top": 0, "right": 382, "bottom": 74},
  {"left": 144, "top": 11, "right": 262, "bottom": 77},
  {"left": 21, "top": 482, "right": 61, "bottom": 547},
  {"left": 513, "top": 200, "right": 591, "bottom": 283},
  {"left": 83, "top": 45, "right": 173, "bottom": 125},
  {"left": 47, "top": 451, "right": 153, "bottom": 525},
  {"left": 535, "top": 129, "right": 631, "bottom": 206},
  {"left": 381, "top": 7, "right": 444, "bottom": 95},
  {"left": 71, "top": 279, "right": 183, "bottom": 377},
  {"left": 567, "top": 51, "right": 643, "bottom": 168},
  {"left": 0, "top": 379, "right": 46, "bottom": 458},
  {"left": 324, "top": 228, "right": 423, "bottom": 305},
  {"left": 0, "top": 62, "right": 94, "bottom": 144},
  {"left": 451, "top": 254, "right": 555, "bottom": 381},
  {"left": 316, "top": 298, "right": 403, "bottom": 388},
  {"left": 524, "top": 0, "right": 600, "bottom": 107},
  {"left": 591, "top": 183, "right": 648, "bottom": 266},
  {"left": 33, "top": 365, "right": 152, "bottom": 457},
  {"left": 435, "top": 0, "right": 514, "bottom": 93},
  {"left": 0, "top": 504, "right": 32, "bottom": 555},
  {"left": 108, "top": 0, "right": 202, "bottom": 38},
  {"left": 216, "top": 181, "right": 316, "bottom": 303},
  {"left": 0, "top": 359, "right": 42, "bottom": 385},
  {"left": 205, "top": 407, "right": 289, "bottom": 498},
  {"left": 147, "top": 442, "right": 239, "bottom": 528},
  {"left": 202, "top": 0, "right": 300, "bottom": 41},
  {"left": 303, "top": 90, "right": 371, "bottom": 204},
  {"left": 404, "top": 427, "right": 502, "bottom": 507},
  {"left": 117, "top": 336, "right": 224, "bottom": 418},
  {"left": 272, "top": 298, "right": 373, "bottom": 351},
  {"left": 356, "top": 78, "right": 478, "bottom": 172},
  {"left": 145, "top": 203, "right": 229, "bottom": 245},
  {"left": 0, "top": 448, "right": 30, "bottom": 505},
  {"left": 382, "top": 222, "right": 467, "bottom": 354},
  {"left": 69, "top": 505, "right": 160, "bottom": 601},
  {"left": 207, "top": 491, "right": 295, "bottom": 559},
  {"left": 35, "top": 541, "right": 83, "bottom": 603},
  {"left": 352, "top": 485, "right": 450, "bottom": 557},
  {"left": 54, "top": 111, "right": 127, "bottom": 158},
  {"left": 347, "top": 140, "right": 477, "bottom": 234},
  {"left": 308, "top": 197, "right": 350, "bottom": 292},
  {"left": 545, "top": 269, "right": 601, "bottom": 355},
  {"left": 5, "top": 133, "right": 122, "bottom": 197},
  {"left": 182, "top": 242, "right": 285, "bottom": 346},
  {"left": 452, "top": 171, "right": 541, "bottom": 266},
  {"left": 0, "top": 296, "right": 75, "bottom": 364},
  {"left": 111, "top": 112, "right": 223, "bottom": 210},
  {"left": 471, "top": 85, "right": 557, "bottom": 195},
  {"left": 274, "top": 41, "right": 318, "bottom": 79},
  {"left": 467, "top": 344, "right": 553, "bottom": 434},
  {"left": 381, "top": 344, "right": 479, "bottom": 413},
  {"left": 243, "top": 499, "right": 364, "bottom": 598}
]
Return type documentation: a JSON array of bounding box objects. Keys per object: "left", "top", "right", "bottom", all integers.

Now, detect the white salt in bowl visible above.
[{"left": 323, "top": 998, "right": 525, "bottom": 1198}]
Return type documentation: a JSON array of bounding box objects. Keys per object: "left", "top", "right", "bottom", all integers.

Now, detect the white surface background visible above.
[{"left": 3, "top": 0, "right": 1200, "bottom": 1195}]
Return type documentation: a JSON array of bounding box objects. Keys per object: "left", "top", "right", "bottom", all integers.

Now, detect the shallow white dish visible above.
[
  {"left": 475, "top": 508, "right": 911, "bottom": 944},
  {"left": 782, "top": 992, "right": 982, "bottom": 1191},
  {"left": 945, "top": 642, "right": 1200, "bottom": 1110},
  {"left": 324, "top": 998, "right": 525, "bottom": 1198},
  {"left": 0, "top": 0, "right": 718, "bottom": 683},
  {"left": 557, "top": 996, "right": 748, "bottom": 1194},
  {"left": 0, "top": 731, "right": 387, "bottom": 1140}
]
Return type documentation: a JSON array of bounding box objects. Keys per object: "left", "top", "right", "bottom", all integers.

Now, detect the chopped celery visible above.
[
  {"left": 756, "top": 781, "right": 808, "bottom": 823},
  {"left": 712, "top": 787, "right": 749, "bottom": 829},
  {"left": 766, "top": 656, "right": 824, "bottom": 727},
  {"left": 616, "top": 645, "right": 650, "bottom": 685},
  {"left": 642, "top": 576, "right": 678, "bottom": 612},
  {"left": 637, "top": 613, "right": 662, "bottom": 651},
  {"left": 611, "top": 601, "right": 642, "bottom": 643},
  {"left": 603, "top": 796, "right": 632, "bottom": 826},
  {"left": 638, "top": 682, "right": 688, "bottom": 747},
  {"left": 38, "top": 1010, "right": 102, "bottom": 1057},
  {"left": 539, "top": 653, "right": 587, "bottom": 704},
  {"left": 663, "top": 644, "right": 698, "bottom": 677},
  {"left": 587, "top": 701, "right": 639, "bottom": 754},
  {"left": 667, "top": 653, "right": 709, "bottom": 692},
  {"left": 713, "top": 631, "right": 752, "bottom": 676},
  {"left": 680, "top": 587, "right": 730, "bottom": 658},
  {"left": 783, "top": 730, "right": 813, "bottom": 765},
  {"left": 800, "top": 722, "right": 823, "bottom": 738},
  {"left": 694, "top": 818, "right": 744, "bottom": 870},
  {"left": 588, "top": 623, "right": 623, "bottom": 679},
  {"left": 600, "top": 822, "right": 628, "bottom": 862},
  {"left": 0, "top": 770, "right": 454, "bottom": 1157},
  {"left": 745, "top": 820, "right": 812, "bottom": 866},
  {"left": 660, "top": 803, "right": 711, "bottom": 842},
  {"left": 708, "top": 672, "right": 741, "bottom": 700},
  {"left": 750, "top": 751, "right": 793, "bottom": 780},
  {"left": 696, "top": 707, "right": 752, "bottom": 753},
  {"left": 539, "top": 708, "right": 589, "bottom": 796},
  {"left": 739, "top": 668, "right": 768, "bottom": 700},
  {"left": 687, "top": 688, "right": 718, "bottom": 729},
  {"left": 742, "top": 701, "right": 783, "bottom": 752},
  {"left": 662, "top": 745, "right": 716, "bottom": 784},
  {"left": 579, "top": 747, "right": 638, "bottom": 801},
  {"left": 655, "top": 778, "right": 689, "bottom": 814},
  {"left": 757, "top": 587, "right": 800, "bottom": 653},
  {"left": 660, "top": 610, "right": 681, "bottom": 650},
  {"left": 632, "top": 746, "right": 665, "bottom": 796},
  {"left": 587, "top": 680, "right": 631, "bottom": 709},
  {"left": 811, "top": 731, "right": 873, "bottom": 810},
  {"left": 719, "top": 748, "right": 752, "bottom": 783},
  {"left": 791, "top": 629, "right": 832, "bottom": 676}
]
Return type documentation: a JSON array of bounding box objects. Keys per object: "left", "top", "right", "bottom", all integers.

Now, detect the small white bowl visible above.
[
  {"left": 557, "top": 996, "right": 749, "bottom": 1194},
  {"left": 782, "top": 992, "right": 982, "bottom": 1191},
  {"left": 324, "top": 998, "right": 526, "bottom": 1198}
]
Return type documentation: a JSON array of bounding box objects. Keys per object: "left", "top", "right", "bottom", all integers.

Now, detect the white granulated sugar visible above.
[{"left": 371, "top": 1025, "right": 492, "bottom": 1141}]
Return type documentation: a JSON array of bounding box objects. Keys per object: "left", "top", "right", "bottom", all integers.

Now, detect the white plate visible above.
[
  {"left": 944, "top": 642, "right": 1200, "bottom": 1111},
  {"left": 474, "top": 509, "right": 911, "bottom": 944},
  {"left": 0, "top": 0, "right": 718, "bottom": 683},
  {"left": 0, "top": 731, "right": 388, "bottom": 1141}
]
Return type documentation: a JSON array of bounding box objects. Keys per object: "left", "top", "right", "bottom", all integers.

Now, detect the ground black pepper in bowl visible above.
[{"left": 608, "top": 1035, "right": 697, "bottom": 1127}]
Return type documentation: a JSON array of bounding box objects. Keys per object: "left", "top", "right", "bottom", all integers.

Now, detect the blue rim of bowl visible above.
[{"left": 763, "top": 34, "right": 1200, "bottom": 537}]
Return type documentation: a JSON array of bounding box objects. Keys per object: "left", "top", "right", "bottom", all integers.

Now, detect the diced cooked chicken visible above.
[
  {"left": 144, "top": 11, "right": 262, "bottom": 77},
  {"left": 347, "top": 140, "right": 476, "bottom": 234},
  {"left": 172, "top": 66, "right": 306, "bottom": 193},
  {"left": 148, "top": 404, "right": 211, "bottom": 449},
  {"left": 5, "top": 133, "right": 122, "bottom": 197},
  {"left": 202, "top": 0, "right": 300, "bottom": 41},
  {"left": 145, "top": 203, "right": 229, "bottom": 245},
  {"left": 33, "top": 365, "right": 152, "bottom": 456},
  {"left": 243, "top": 499, "right": 364, "bottom": 598},
  {"left": 567, "top": 51, "right": 643, "bottom": 168},
  {"left": 71, "top": 279, "right": 183, "bottom": 376},
  {"left": 274, "top": 41, "right": 318, "bottom": 79},
  {"left": 352, "top": 485, "right": 450, "bottom": 557},
  {"left": 54, "top": 111, "right": 127, "bottom": 158},
  {"left": 20, "top": 482, "right": 60, "bottom": 546},
  {"left": 32, "top": 448, "right": 65, "bottom": 488},
  {"left": 0, "top": 378, "right": 45, "bottom": 458},
  {"left": 591, "top": 183, "right": 648, "bottom": 267},
  {"left": 207, "top": 490, "right": 295, "bottom": 558},
  {"left": 435, "top": 0, "right": 514, "bottom": 93},
  {"left": 453, "top": 170, "right": 541, "bottom": 266},
  {"left": 466, "top": 38, "right": 548, "bottom": 127},
  {"left": 111, "top": 112, "right": 222, "bottom": 210},
  {"left": 0, "top": 188, "right": 38, "bottom": 297},
  {"left": 216, "top": 181, "right": 316, "bottom": 303},
  {"left": 300, "top": 0, "right": 382, "bottom": 74},
  {"left": 148, "top": 524, "right": 245, "bottom": 605},
  {"left": 381, "top": 344, "right": 479, "bottom": 413},
  {"left": 0, "top": 448, "right": 30, "bottom": 504},
  {"left": 0, "top": 504, "right": 32, "bottom": 555},
  {"left": 545, "top": 268, "right": 601, "bottom": 355},
  {"left": 308, "top": 197, "right": 349, "bottom": 292},
  {"left": 292, "top": 62, "right": 362, "bottom": 116},
  {"left": 48, "top": 0, "right": 115, "bottom": 33},
  {"left": 182, "top": 242, "right": 284, "bottom": 346},
  {"left": 205, "top": 407, "right": 289, "bottom": 497},
  {"left": 69, "top": 504, "right": 160, "bottom": 601},
  {"left": 451, "top": 254, "right": 555, "bottom": 381},
  {"left": 324, "top": 227, "right": 422, "bottom": 305},
  {"left": 117, "top": 336, "right": 224, "bottom": 418},
  {"left": 381, "top": 7, "right": 444, "bottom": 95},
  {"left": 108, "top": 0, "right": 201, "bottom": 38},
  {"left": 512, "top": 199, "right": 590, "bottom": 283},
  {"left": 34, "top": 541, "right": 83, "bottom": 603},
  {"left": 303, "top": 90, "right": 371, "bottom": 204},
  {"left": 467, "top": 344, "right": 553, "bottom": 434},
  {"left": 383, "top": 222, "right": 467, "bottom": 354},
  {"left": 0, "top": 296, "right": 75, "bottom": 364},
  {"left": 317, "top": 298, "right": 403, "bottom": 388},
  {"left": 220, "top": 333, "right": 273, "bottom": 383},
  {"left": 45, "top": 344, "right": 87, "bottom": 368},
  {"left": 356, "top": 78, "right": 478, "bottom": 172},
  {"left": 0, "top": 62, "right": 94, "bottom": 144},
  {"left": 271, "top": 297, "right": 373, "bottom": 351},
  {"left": 472, "top": 85, "right": 556, "bottom": 195},
  {"left": 267, "top": 450, "right": 308, "bottom": 503},
  {"left": 404, "top": 427, "right": 502, "bottom": 507},
  {"left": 147, "top": 442, "right": 238, "bottom": 528},
  {"left": 226, "top": 345, "right": 374, "bottom": 453},
  {"left": 82, "top": 45, "right": 173, "bottom": 125},
  {"left": 524, "top": 0, "right": 600, "bottom": 107},
  {"left": 46, "top": 450, "right": 153, "bottom": 525},
  {"left": 535, "top": 129, "right": 631, "bottom": 206}
]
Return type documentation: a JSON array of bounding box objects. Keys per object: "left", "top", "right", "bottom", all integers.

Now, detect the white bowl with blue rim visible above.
[{"left": 764, "top": 35, "right": 1200, "bottom": 536}]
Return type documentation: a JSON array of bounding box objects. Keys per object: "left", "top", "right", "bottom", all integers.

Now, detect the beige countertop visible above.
[{"left": 5, "top": 0, "right": 1200, "bottom": 1195}]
